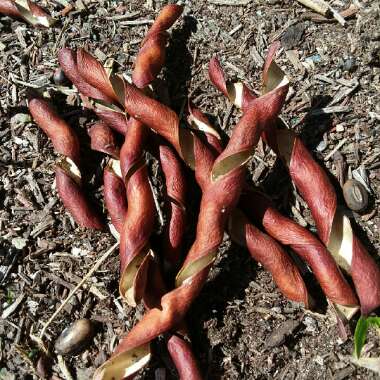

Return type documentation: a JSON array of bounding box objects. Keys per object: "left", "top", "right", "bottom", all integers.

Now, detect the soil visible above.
[{"left": 1, "top": 0, "right": 380, "bottom": 379}]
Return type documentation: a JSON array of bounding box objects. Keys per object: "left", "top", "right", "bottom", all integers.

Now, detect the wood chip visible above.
[
  {"left": 74, "top": 0, "right": 86, "bottom": 11},
  {"left": 252, "top": 162, "right": 266, "bottom": 183},
  {"left": 70, "top": 273, "right": 108, "bottom": 300},
  {"left": 333, "top": 150, "right": 347, "bottom": 187},
  {"left": 297, "top": 0, "right": 329, "bottom": 15},
  {"left": 296, "top": 0, "right": 346, "bottom": 25},
  {"left": 58, "top": 355, "right": 74, "bottom": 380},
  {"left": 0, "top": 251, "right": 19, "bottom": 284},
  {"left": 26, "top": 172, "right": 44, "bottom": 204},
  {"left": 39, "top": 243, "right": 118, "bottom": 339},
  {"left": 314, "top": 74, "right": 335, "bottom": 85},
  {"left": 105, "top": 11, "right": 140, "bottom": 21},
  {"left": 94, "top": 48, "right": 107, "bottom": 62},
  {"left": 61, "top": 4, "right": 74, "bottom": 16},
  {"left": 329, "top": 79, "right": 359, "bottom": 106},
  {"left": 301, "top": 4, "right": 359, "bottom": 23},
  {"left": 310, "top": 105, "right": 350, "bottom": 115},
  {"left": 285, "top": 50, "right": 304, "bottom": 72},
  {"left": 249, "top": 306, "right": 286, "bottom": 320},
  {"left": 31, "top": 215, "right": 55, "bottom": 238},
  {"left": 250, "top": 45, "right": 264, "bottom": 66},
  {"left": 2, "top": 293, "right": 25, "bottom": 319},
  {"left": 120, "top": 19, "right": 154, "bottom": 26},
  {"left": 229, "top": 24, "right": 243, "bottom": 36},
  {"left": 265, "top": 320, "right": 300, "bottom": 348},
  {"left": 46, "top": 272, "right": 75, "bottom": 290},
  {"left": 324, "top": 138, "right": 348, "bottom": 161},
  {"left": 225, "top": 61, "right": 245, "bottom": 77},
  {"left": 291, "top": 205, "right": 308, "bottom": 227},
  {"left": 208, "top": 0, "right": 251, "bottom": 5},
  {"left": 15, "top": 27, "right": 27, "bottom": 48}
]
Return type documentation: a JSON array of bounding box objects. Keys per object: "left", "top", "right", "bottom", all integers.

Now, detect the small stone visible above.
[
  {"left": 342, "top": 56, "right": 356, "bottom": 72},
  {"left": 314, "top": 355, "right": 324, "bottom": 366},
  {"left": 54, "top": 319, "right": 94, "bottom": 356},
  {"left": 94, "top": 48, "right": 107, "bottom": 62},
  {"left": 96, "top": 7, "right": 108, "bottom": 17},
  {"left": 71, "top": 246, "right": 90, "bottom": 256},
  {"left": 303, "top": 316, "right": 317, "bottom": 333},
  {"left": 36, "top": 354, "right": 52, "bottom": 379},
  {"left": 11, "top": 237, "right": 28, "bottom": 250},
  {"left": 77, "top": 368, "right": 94, "bottom": 380},
  {"left": 75, "top": 0, "right": 86, "bottom": 11},
  {"left": 0, "top": 368, "right": 15, "bottom": 380},
  {"left": 53, "top": 68, "right": 68, "bottom": 85},
  {"left": 316, "top": 140, "right": 327, "bottom": 152},
  {"left": 10, "top": 113, "right": 31, "bottom": 127},
  {"left": 343, "top": 179, "right": 368, "bottom": 212},
  {"left": 27, "top": 299, "right": 39, "bottom": 315},
  {"left": 371, "top": 31, "right": 380, "bottom": 41},
  {"left": 336, "top": 124, "right": 345, "bottom": 132}
]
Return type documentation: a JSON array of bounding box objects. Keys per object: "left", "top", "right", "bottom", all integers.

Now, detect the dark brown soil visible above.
[{"left": 1, "top": 1, "right": 380, "bottom": 379}]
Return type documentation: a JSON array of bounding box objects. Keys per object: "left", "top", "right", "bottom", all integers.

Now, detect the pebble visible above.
[
  {"left": 54, "top": 319, "right": 94, "bottom": 356},
  {"left": 316, "top": 140, "right": 327, "bottom": 152},
  {"left": 303, "top": 316, "right": 318, "bottom": 333},
  {"left": 342, "top": 56, "right": 356, "bottom": 72},
  {"left": 335, "top": 124, "right": 345, "bottom": 132},
  {"left": 343, "top": 179, "right": 368, "bottom": 212},
  {"left": 11, "top": 237, "right": 27, "bottom": 250},
  {"left": 371, "top": 31, "right": 380, "bottom": 41},
  {"left": 53, "top": 68, "right": 68, "bottom": 85},
  {"left": 10, "top": 113, "right": 31, "bottom": 127},
  {"left": 314, "top": 355, "right": 324, "bottom": 366},
  {"left": 36, "top": 354, "right": 52, "bottom": 379}
]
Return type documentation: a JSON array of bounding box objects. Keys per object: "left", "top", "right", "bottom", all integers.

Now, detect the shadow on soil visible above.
[
  {"left": 154, "top": 18, "right": 380, "bottom": 378},
  {"left": 158, "top": 15, "right": 261, "bottom": 378}
]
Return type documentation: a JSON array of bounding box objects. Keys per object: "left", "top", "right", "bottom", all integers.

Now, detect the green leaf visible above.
[
  {"left": 354, "top": 316, "right": 380, "bottom": 359},
  {"left": 367, "top": 317, "right": 380, "bottom": 328},
  {"left": 6, "top": 290, "right": 14, "bottom": 304},
  {"left": 28, "top": 348, "right": 39, "bottom": 360},
  {"left": 354, "top": 317, "right": 369, "bottom": 359}
]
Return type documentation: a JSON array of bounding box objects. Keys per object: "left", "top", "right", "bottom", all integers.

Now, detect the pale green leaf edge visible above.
[{"left": 354, "top": 316, "right": 380, "bottom": 359}]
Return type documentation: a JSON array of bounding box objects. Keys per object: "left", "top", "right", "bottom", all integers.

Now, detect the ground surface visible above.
[{"left": 1, "top": 0, "right": 380, "bottom": 379}]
